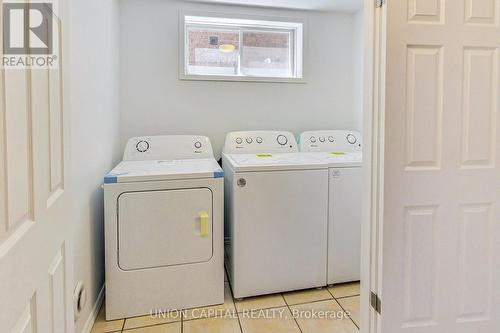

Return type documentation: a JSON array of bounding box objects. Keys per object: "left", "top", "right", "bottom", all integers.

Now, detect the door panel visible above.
[
  {"left": 457, "top": 203, "right": 493, "bottom": 322},
  {"left": 405, "top": 45, "right": 443, "bottom": 170},
  {"left": 3, "top": 69, "right": 33, "bottom": 232},
  {"left": 382, "top": 0, "right": 500, "bottom": 332},
  {"left": 118, "top": 188, "right": 213, "bottom": 270},
  {"left": 461, "top": 47, "right": 497, "bottom": 168},
  {"left": 408, "top": 0, "right": 444, "bottom": 24},
  {"left": 465, "top": 0, "right": 499, "bottom": 25}
]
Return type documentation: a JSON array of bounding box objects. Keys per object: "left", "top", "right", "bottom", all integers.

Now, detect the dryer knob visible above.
[
  {"left": 347, "top": 134, "right": 357, "bottom": 144},
  {"left": 277, "top": 135, "right": 288, "bottom": 146},
  {"left": 136, "top": 140, "right": 149, "bottom": 153}
]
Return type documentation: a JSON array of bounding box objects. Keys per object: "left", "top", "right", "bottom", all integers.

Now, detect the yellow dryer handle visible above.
[{"left": 199, "top": 211, "right": 209, "bottom": 237}]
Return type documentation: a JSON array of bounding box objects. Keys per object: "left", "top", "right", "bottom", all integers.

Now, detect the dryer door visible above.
[{"left": 118, "top": 188, "right": 213, "bottom": 270}]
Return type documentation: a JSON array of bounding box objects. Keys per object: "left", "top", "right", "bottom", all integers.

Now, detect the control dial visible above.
[
  {"left": 319, "top": 137, "right": 325, "bottom": 143},
  {"left": 194, "top": 141, "right": 202, "bottom": 149},
  {"left": 328, "top": 136, "right": 335, "bottom": 142},
  {"left": 246, "top": 137, "right": 253, "bottom": 144},
  {"left": 235, "top": 137, "right": 243, "bottom": 145},
  {"left": 136, "top": 140, "right": 150, "bottom": 153},
  {"left": 347, "top": 134, "right": 357, "bottom": 144},
  {"left": 310, "top": 136, "right": 317, "bottom": 143},
  {"left": 277, "top": 135, "right": 288, "bottom": 146},
  {"left": 256, "top": 137, "right": 263, "bottom": 144}
]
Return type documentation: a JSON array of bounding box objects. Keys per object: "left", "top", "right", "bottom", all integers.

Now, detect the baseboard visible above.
[{"left": 81, "top": 285, "right": 105, "bottom": 333}]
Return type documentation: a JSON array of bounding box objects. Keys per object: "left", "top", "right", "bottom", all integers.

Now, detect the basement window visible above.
[{"left": 180, "top": 14, "right": 304, "bottom": 82}]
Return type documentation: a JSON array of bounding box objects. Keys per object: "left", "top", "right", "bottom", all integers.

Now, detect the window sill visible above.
[{"left": 179, "top": 74, "right": 307, "bottom": 84}]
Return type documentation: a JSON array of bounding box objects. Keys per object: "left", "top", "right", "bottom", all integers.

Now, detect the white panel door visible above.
[
  {"left": 0, "top": 2, "right": 73, "bottom": 332},
  {"left": 382, "top": 0, "right": 500, "bottom": 332}
]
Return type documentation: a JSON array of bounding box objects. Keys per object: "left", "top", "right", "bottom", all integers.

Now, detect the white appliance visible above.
[
  {"left": 222, "top": 131, "right": 329, "bottom": 299},
  {"left": 299, "top": 130, "right": 363, "bottom": 284},
  {"left": 103, "top": 135, "right": 224, "bottom": 320}
]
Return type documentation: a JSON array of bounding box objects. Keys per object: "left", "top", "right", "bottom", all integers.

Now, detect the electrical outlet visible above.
[{"left": 73, "top": 281, "right": 87, "bottom": 320}]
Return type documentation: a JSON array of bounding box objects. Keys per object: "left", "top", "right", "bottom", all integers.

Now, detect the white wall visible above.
[
  {"left": 352, "top": 9, "right": 364, "bottom": 132},
  {"left": 66, "top": 0, "right": 121, "bottom": 331},
  {"left": 119, "top": 0, "right": 361, "bottom": 157}
]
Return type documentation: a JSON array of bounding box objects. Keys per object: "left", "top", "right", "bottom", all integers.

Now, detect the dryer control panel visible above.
[
  {"left": 123, "top": 135, "right": 214, "bottom": 161},
  {"left": 223, "top": 131, "right": 298, "bottom": 154},
  {"left": 298, "top": 130, "right": 362, "bottom": 153}
]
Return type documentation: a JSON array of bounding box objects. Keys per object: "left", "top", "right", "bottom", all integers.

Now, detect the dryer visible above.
[
  {"left": 103, "top": 135, "right": 224, "bottom": 320},
  {"left": 222, "top": 131, "right": 329, "bottom": 299},
  {"left": 299, "top": 130, "right": 363, "bottom": 285}
]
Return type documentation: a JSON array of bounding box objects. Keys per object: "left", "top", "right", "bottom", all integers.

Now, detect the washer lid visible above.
[
  {"left": 223, "top": 152, "right": 327, "bottom": 172},
  {"left": 304, "top": 151, "right": 362, "bottom": 167},
  {"left": 104, "top": 158, "right": 224, "bottom": 184}
]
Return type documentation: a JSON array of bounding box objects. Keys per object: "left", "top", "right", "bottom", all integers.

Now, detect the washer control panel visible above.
[
  {"left": 224, "top": 131, "right": 298, "bottom": 154},
  {"left": 123, "top": 135, "right": 214, "bottom": 161},
  {"left": 298, "top": 130, "right": 362, "bottom": 152}
]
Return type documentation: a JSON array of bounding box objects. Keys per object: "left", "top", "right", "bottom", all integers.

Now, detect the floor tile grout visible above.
[
  {"left": 121, "top": 321, "right": 181, "bottom": 332},
  {"left": 335, "top": 294, "right": 361, "bottom": 300},
  {"left": 287, "top": 297, "right": 334, "bottom": 307},
  {"left": 225, "top": 265, "right": 244, "bottom": 333},
  {"left": 327, "top": 288, "right": 360, "bottom": 330},
  {"left": 281, "top": 293, "right": 303, "bottom": 333}
]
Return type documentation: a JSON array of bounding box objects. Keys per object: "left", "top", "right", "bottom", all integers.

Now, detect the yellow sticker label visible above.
[
  {"left": 256, "top": 153, "right": 273, "bottom": 158},
  {"left": 330, "top": 152, "right": 346, "bottom": 155}
]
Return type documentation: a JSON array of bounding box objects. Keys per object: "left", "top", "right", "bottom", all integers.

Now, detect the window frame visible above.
[{"left": 179, "top": 11, "right": 307, "bottom": 83}]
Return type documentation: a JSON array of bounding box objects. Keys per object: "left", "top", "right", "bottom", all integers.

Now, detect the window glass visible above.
[
  {"left": 187, "top": 28, "right": 240, "bottom": 76},
  {"left": 183, "top": 15, "right": 303, "bottom": 81},
  {"left": 241, "top": 30, "right": 292, "bottom": 77}
]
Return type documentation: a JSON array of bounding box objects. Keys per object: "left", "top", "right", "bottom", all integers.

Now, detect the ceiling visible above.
[{"left": 185, "top": 0, "right": 363, "bottom": 12}]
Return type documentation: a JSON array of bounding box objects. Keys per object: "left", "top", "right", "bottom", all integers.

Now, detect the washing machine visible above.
[
  {"left": 103, "top": 135, "right": 224, "bottom": 320},
  {"left": 299, "top": 130, "right": 362, "bottom": 285},
  {"left": 222, "top": 131, "right": 329, "bottom": 299}
]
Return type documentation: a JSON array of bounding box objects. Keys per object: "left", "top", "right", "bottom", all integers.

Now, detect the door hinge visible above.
[
  {"left": 371, "top": 292, "right": 382, "bottom": 314},
  {"left": 375, "top": 0, "right": 385, "bottom": 8}
]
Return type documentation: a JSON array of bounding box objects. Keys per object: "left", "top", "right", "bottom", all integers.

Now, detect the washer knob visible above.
[
  {"left": 256, "top": 137, "right": 263, "bottom": 144},
  {"left": 235, "top": 137, "right": 243, "bottom": 144},
  {"left": 194, "top": 141, "right": 202, "bottom": 149},
  {"left": 319, "top": 137, "right": 325, "bottom": 143},
  {"left": 277, "top": 135, "right": 288, "bottom": 146},
  {"left": 347, "top": 134, "right": 357, "bottom": 144},
  {"left": 246, "top": 137, "right": 253, "bottom": 144},
  {"left": 310, "top": 136, "right": 317, "bottom": 143},
  {"left": 328, "top": 136, "right": 335, "bottom": 142},
  {"left": 136, "top": 140, "right": 149, "bottom": 153}
]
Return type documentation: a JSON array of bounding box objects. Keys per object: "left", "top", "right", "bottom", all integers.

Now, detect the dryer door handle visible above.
[{"left": 199, "top": 211, "right": 209, "bottom": 237}]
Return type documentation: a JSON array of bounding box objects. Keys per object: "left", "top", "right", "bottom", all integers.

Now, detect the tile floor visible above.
[{"left": 92, "top": 270, "right": 360, "bottom": 333}]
